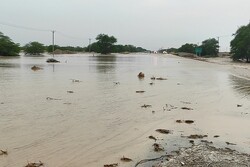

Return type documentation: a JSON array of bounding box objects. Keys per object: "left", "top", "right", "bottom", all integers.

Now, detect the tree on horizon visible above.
[
  {"left": 0, "top": 32, "right": 20, "bottom": 56},
  {"left": 95, "top": 34, "right": 117, "bottom": 54}
]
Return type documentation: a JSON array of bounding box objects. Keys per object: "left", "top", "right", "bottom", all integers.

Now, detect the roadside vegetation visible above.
[
  {"left": 160, "top": 38, "right": 219, "bottom": 57},
  {"left": 230, "top": 23, "right": 250, "bottom": 62},
  {"left": 200, "top": 38, "right": 219, "bottom": 57},
  {"left": 159, "top": 23, "right": 249, "bottom": 62},
  {"left": 0, "top": 32, "right": 20, "bottom": 56}
]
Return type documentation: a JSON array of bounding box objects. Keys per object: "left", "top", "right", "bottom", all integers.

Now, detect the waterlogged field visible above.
[{"left": 0, "top": 53, "right": 250, "bottom": 167}]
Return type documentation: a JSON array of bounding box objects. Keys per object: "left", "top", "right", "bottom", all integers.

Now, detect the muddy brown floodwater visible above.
[{"left": 0, "top": 53, "right": 250, "bottom": 167}]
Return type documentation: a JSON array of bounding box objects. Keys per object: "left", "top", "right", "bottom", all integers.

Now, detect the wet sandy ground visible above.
[
  {"left": 0, "top": 53, "right": 250, "bottom": 167},
  {"left": 203, "top": 56, "right": 250, "bottom": 79}
]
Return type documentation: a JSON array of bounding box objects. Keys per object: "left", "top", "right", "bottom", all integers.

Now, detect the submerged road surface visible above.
[{"left": 0, "top": 53, "right": 249, "bottom": 167}]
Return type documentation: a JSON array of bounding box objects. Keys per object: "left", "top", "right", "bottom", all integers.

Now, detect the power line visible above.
[
  {"left": 0, "top": 21, "right": 51, "bottom": 32},
  {"left": 0, "top": 21, "right": 92, "bottom": 49},
  {"left": 56, "top": 31, "right": 88, "bottom": 41},
  {"left": 0, "top": 21, "right": 90, "bottom": 41}
]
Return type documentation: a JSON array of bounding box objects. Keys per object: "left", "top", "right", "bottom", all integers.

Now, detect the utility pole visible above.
[
  {"left": 88, "top": 38, "right": 91, "bottom": 52},
  {"left": 52, "top": 30, "right": 55, "bottom": 57},
  {"left": 217, "top": 36, "right": 220, "bottom": 52}
]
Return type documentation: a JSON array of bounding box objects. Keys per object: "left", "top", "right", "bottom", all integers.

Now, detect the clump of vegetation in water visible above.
[
  {"left": 85, "top": 34, "right": 148, "bottom": 54},
  {"left": 23, "top": 41, "right": 45, "bottom": 55}
]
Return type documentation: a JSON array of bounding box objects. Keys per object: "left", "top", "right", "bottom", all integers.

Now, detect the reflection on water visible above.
[
  {"left": 89, "top": 55, "right": 117, "bottom": 62},
  {"left": 23, "top": 54, "right": 45, "bottom": 57},
  {"left": 89, "top": 55, "right": 117, "bottom": 73},
  {"left": 0, "top": 63, "right": 21, "bottom": 68},
  {"left": 0, "top": 56, "right": 21, "bottom": 68},
  {"left": 229, "top": 75, "right": 250, "bottom": 98}
]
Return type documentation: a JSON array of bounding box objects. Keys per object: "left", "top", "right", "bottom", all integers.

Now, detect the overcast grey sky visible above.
[{"left": 0, "top": 0, "right": 250, "bottom": 51}]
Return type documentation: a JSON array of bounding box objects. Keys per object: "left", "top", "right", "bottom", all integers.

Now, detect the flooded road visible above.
[{"left": 0, "top": 53, "right": 250, "bottom": 167}]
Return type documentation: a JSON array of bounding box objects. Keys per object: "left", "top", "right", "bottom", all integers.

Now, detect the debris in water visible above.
[
  {"left": 153, "top": 143, "right": 164, "bottom": 152},
  {"left": 165, "top": 104, "right": 178, "bottom": 111},
  {"left": 31, "top": 66, "right": 43, "bottom": 71},
  {"left": 187, "top": 134, "right": 208, "bottom": 139},
  {"left": 156, "top": 77, "right": 167, "bottom": 80},
  {"left": 0, "top": 150, "right": 8, "bottom": 155},
  {"left": 136, "top": 91, "right": 145, "bottom": 93},
  {"left": 237, "top": 104, "right": 242, "bottom": 107},
  {"left": 71, "top": 79, "right": 81, "bottom": 83},
  {"left": 46, "top": 58, "right": 60, "bottom": 63},
  {"left": 214, "top": 135, "right": 220, "bottom": 138},
  {"left": 189, "top": 140, "right": 194, "bottom": 144},
  {"left": 149, "top": 82, "right": 154, "bottom": 85},
  {"left": 176, "top": 120, "right": 183, "bottom": 123},
  {"left": 141, "top": 104, "right": 152, "bottom": 108},
  {"left": 134, "top": 155, "right": 169, "bottom": 167},
  {"left": 201, "top": 140, "right": 213, "bottom": 144},
  {"left": 120, "top": 156, "right": 132, "bottom": 162},
  {"left": 181, "top": 107, "right": 193, "bottom": 110},
  {"left": 25, "top": 161, "right": 44, "bottom": 167},
  {"left": 156, "top": 129, "right": 172, "bottom": 134},
  {"left": 138, "top": 72, "right": 145, "bottom": 78},
  {"left": 67, "top": 91, "right": 74, "bottom": 93},
  {"left": 46, "top": 97, "right": 62, "bottom": 100},
  {"left": 226, "top": 142, "right": 236, "bottom": 145},
  {"left": 176, "top": 120, "right": 194, "bottom": 124},
  {"left": 104, "top": 163, "right": 118, "bottom": 167},
  {"left": 150, "top": 76, "right": 167, "bottom": 80},
  {"left": 225, "top": 147, "right": 236, "bottom": 151},
  {"left": 185, "top": 120, "right": 194, "bottom": 124},
  {"left": 149, "top": 135, "right": 157, "bottom": 141}
]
